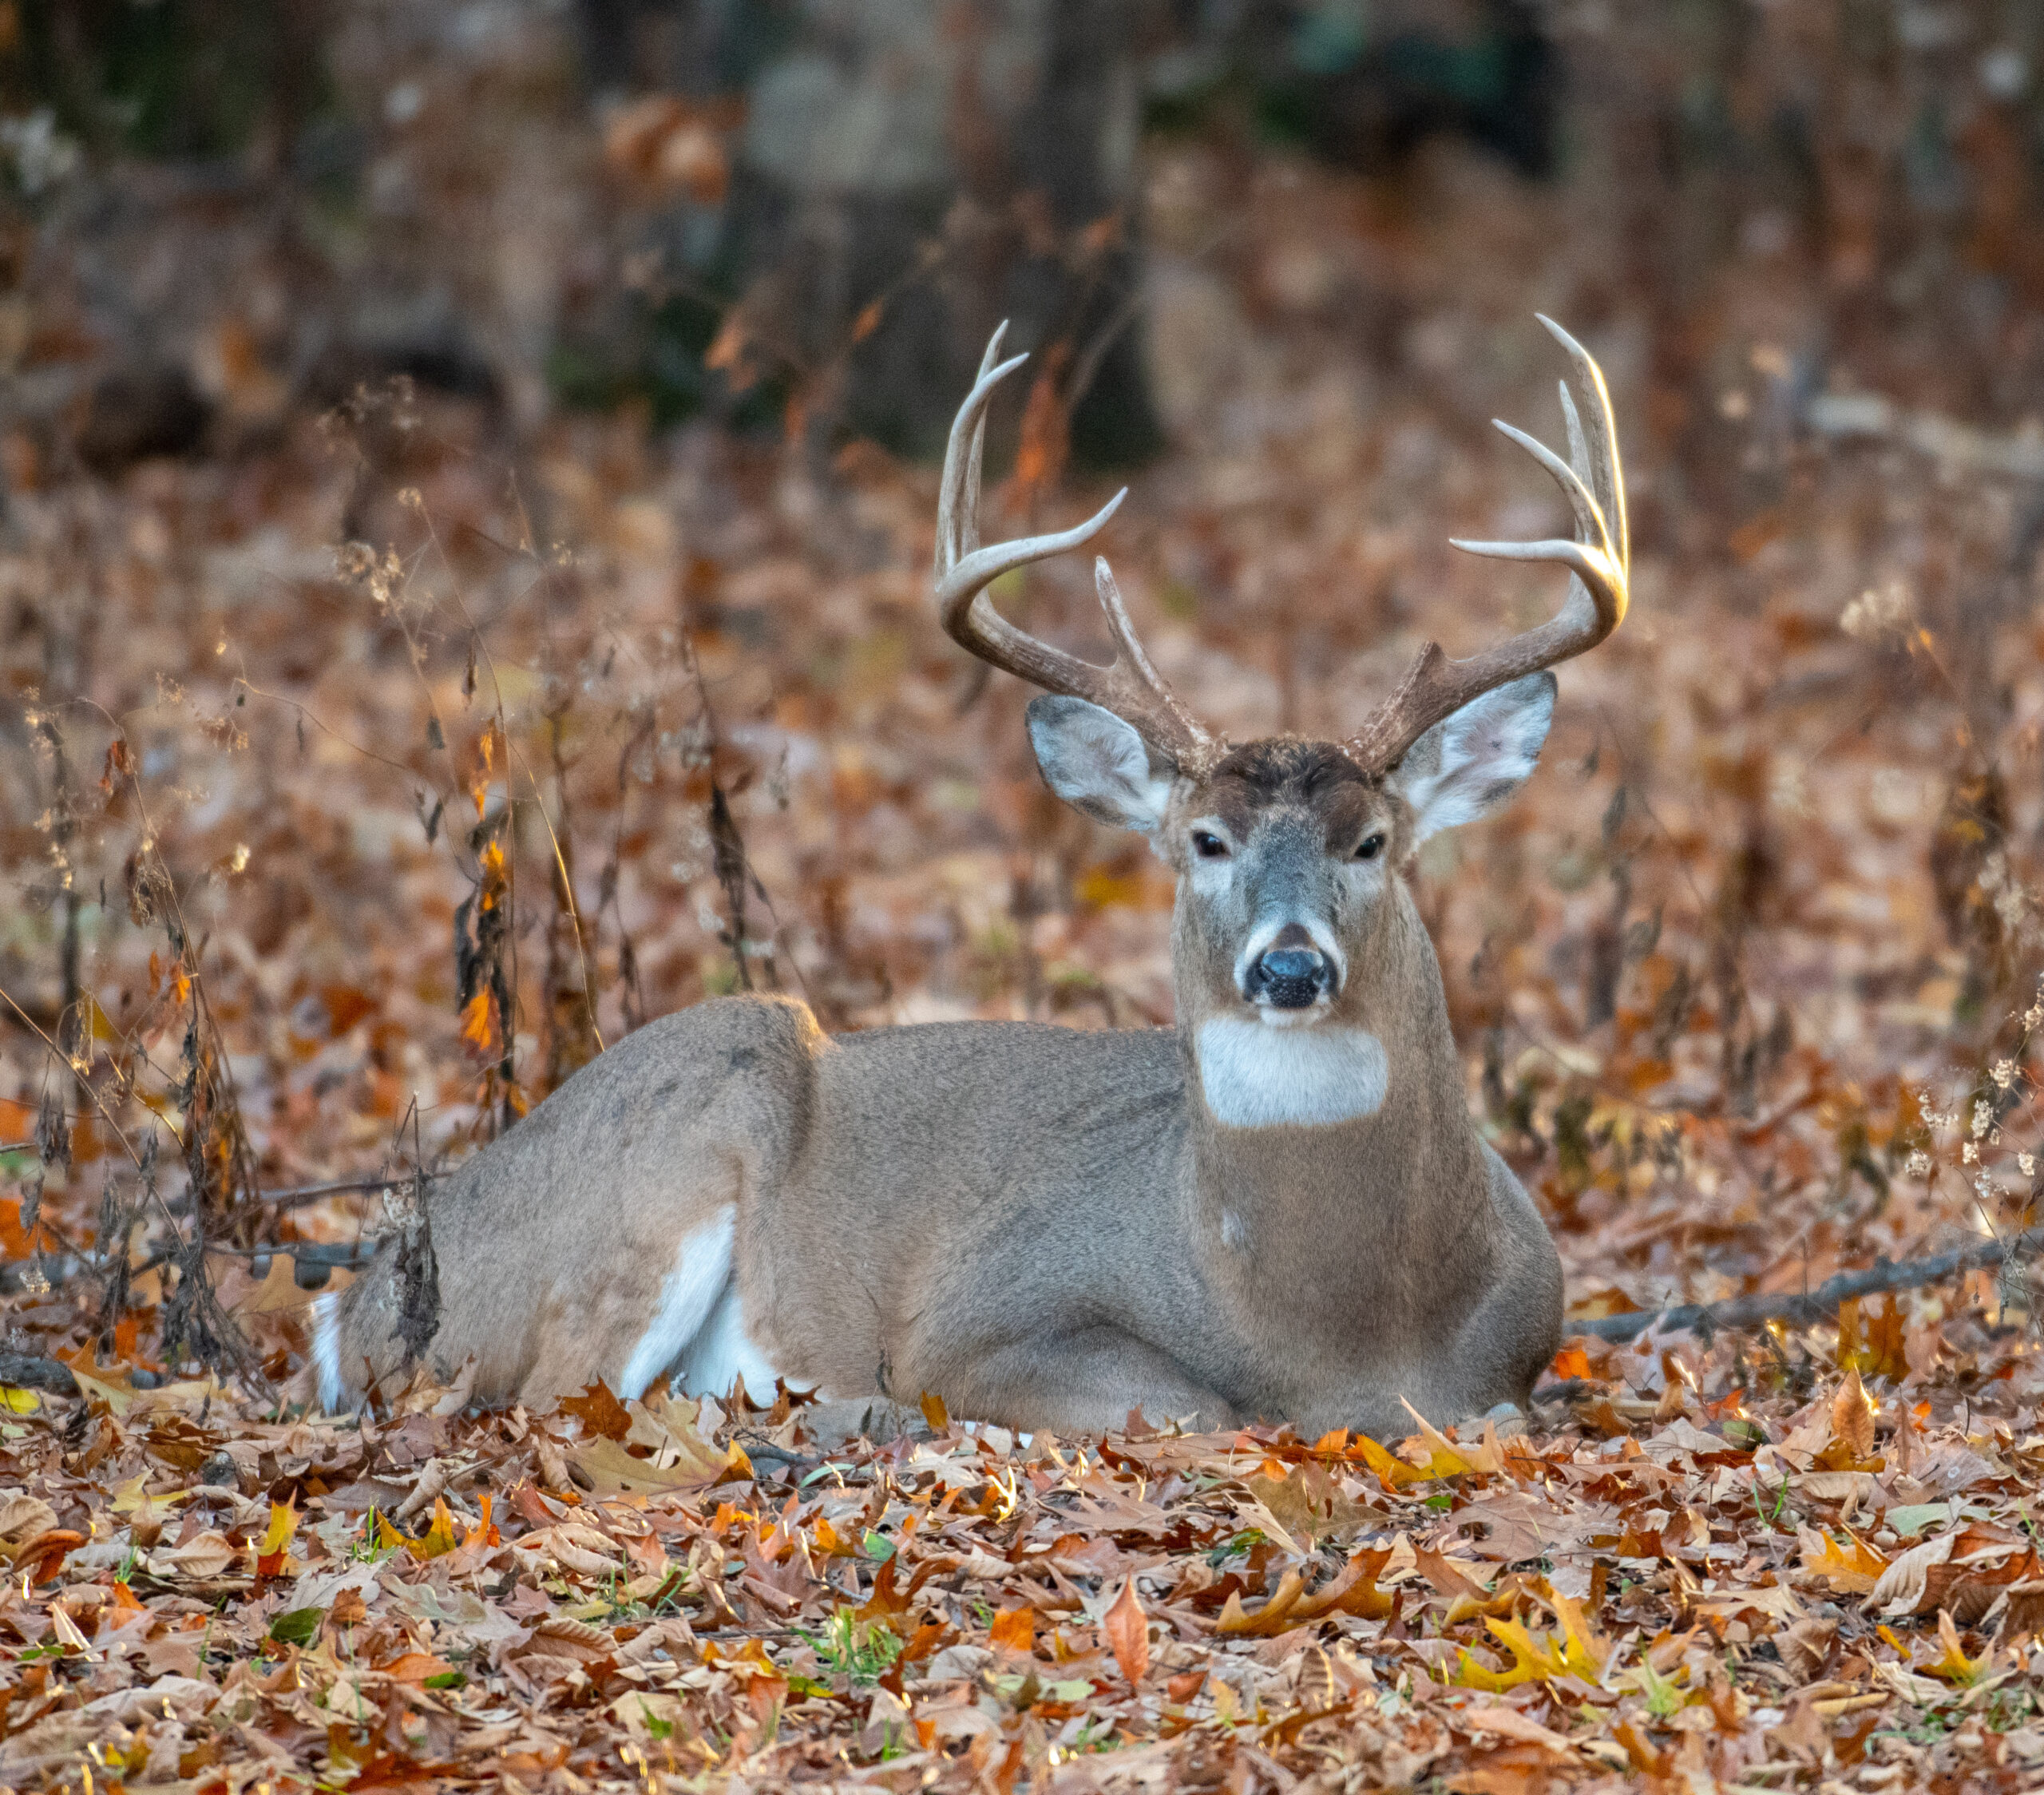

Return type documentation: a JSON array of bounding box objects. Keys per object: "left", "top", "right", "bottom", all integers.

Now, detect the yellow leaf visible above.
[
  {"left": 407, "top": 1497, "right": 461, "bottom": 1561},
  {"left": 0, "top": 1385, "right": 40, "bottom": 1414},
  {"left": 1349, "top": 1431, "right": 1428, "bottom": 1489},
  {"left": 1456, "top": 1617, "right": 1569, "bottom": 1690},
  {"left": 1798, "top": 1527, "right": 1888, "bottom": 1595},
  {"left": 1927, "top": 1609, "right": 1989, "bottom": 1686},
  {"left": 1399, "top": 1398, "right": 1495, "bottom": 1476},
  {"left": 569, "top": 1434, "right": 743, "bottom": 1498},
  {"left": 458, "top": 990, "right": 498, "bottom": 1051},
  {"left": 1545, "top": 1585, "right": 1614, "bottom": 1678},
  {"left": 259, "top": 1498, "right": 300, "bottom": 1558},
  {"left": 1453, "top": 1648, "right": 1524, "bottom": 1693}
]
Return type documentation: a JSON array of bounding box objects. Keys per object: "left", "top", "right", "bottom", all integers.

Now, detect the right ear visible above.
[{"left": 1026, "top": 695, "right": 1175, "bottom": 832}]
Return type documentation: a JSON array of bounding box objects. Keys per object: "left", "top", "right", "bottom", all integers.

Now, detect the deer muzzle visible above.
[{"left": 1243, "top": 933, "right": 1337, "bottom": 1011}]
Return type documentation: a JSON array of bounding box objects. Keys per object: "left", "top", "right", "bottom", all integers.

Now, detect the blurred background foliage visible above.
[{"left": 6, "top": 0, "right": 2035, "bottom": 475}]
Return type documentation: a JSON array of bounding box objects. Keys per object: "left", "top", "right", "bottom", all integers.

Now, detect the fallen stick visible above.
[
  {"left": 1567, "top": 1226, "right": 2043, "bottom": 1343},
  {"left": 0, "top": 1353, "right": 80, "bottom": 1396}
]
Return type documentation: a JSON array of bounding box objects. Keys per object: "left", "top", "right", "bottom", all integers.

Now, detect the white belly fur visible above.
[
  {"left": 1195, "top": 1019, "right": 1388, "bottom": 1128},
  {"left": 682, "top": 1278, "right": 784, "bottom": 1404},
  {"left": 311, "top": 1289, "right": 343, "bottom": 1412},
  {"left": 618, "top": 1204, "right": 784, "bottom": 1402}
]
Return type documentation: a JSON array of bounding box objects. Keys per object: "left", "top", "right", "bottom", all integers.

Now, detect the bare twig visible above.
[{"left": 1570, "top": 1226, "right": 2043, "bottom": 1341}]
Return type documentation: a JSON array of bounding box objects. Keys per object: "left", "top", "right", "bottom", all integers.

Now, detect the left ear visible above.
[{"left": 1392, "top": 672, "right": 1555, "bottom": 846}]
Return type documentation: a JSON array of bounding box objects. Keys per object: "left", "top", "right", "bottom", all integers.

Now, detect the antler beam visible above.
[
  {"left": 1345, "top": 315, "right": 1628, "bottom": 775},
  {"left": 934, "top": 325, "right": 1218, "bottom": 771}
]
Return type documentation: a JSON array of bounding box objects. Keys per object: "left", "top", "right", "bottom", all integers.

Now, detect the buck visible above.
[{"left": 314, "top": 316, "right": 1627, "bottom": 1440}]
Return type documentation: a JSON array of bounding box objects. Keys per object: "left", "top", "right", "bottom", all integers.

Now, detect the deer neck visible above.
[{"left": 1175, "top": 880, "right": 1485, "bottom": 1238}]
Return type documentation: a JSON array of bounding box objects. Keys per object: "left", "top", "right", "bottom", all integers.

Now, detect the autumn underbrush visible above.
[{"left": 9, "top": 147, "right": 2044, "bottom": 1791}]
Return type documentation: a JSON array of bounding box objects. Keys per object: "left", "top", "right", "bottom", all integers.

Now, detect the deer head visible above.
[{"left": 937, "top": 318, "right": 1627, "bottom": 1115}]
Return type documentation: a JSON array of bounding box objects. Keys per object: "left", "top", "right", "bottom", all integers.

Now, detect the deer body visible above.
[
  {"left": 318, "top": 318, "right": 1626, "bottom": 1438},
  {"left": 323, "top": 846, "right": 1559, "bottom": 1436}
]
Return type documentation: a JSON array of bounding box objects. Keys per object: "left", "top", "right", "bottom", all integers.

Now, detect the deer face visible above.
[
  {"left": 1027, "top": 674, "right": 1557, "bottom": 1031},
  {"left": 939, "top": 316, "right": 1624, "bottom": 1126}
]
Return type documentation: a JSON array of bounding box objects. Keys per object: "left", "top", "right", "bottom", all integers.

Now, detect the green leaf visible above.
[
  {"left": 268, "top": 1607, "right": 324, "bottom": 1646},
  {"left": 422, "top": 1670, "right": 466, "bottom": 1690},
  {"left": 862, "top": 1530, "right": 894, "bottom": 1562}
]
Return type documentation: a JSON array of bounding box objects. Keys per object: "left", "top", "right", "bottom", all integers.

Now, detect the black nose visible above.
[{"left": 1246, "top": 947, "right": 1332, "bottom": 1009}]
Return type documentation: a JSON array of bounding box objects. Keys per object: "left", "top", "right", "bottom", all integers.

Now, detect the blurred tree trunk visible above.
[{"left": 580, "top": 0, "right": 1163, "bottom": 464}]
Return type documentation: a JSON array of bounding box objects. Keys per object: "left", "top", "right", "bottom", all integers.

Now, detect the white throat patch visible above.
[{"left": 1195, "top": 1019, "right": 1389, "bottom": 1128}]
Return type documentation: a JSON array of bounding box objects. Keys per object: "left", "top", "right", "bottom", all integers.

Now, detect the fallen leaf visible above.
[
  {"left": 1926, "top": 1607, "right": 1990, "bottom": 1684},
  {"left": 561, "top": 1380, "right": 632, "bottom": 1440},
  {"left": 1103, "top": 1575, "right": 1149, "bottom": 1684},
  {"left": 0, "top": 1492, "right": 58, "bottom": 1542},
  {"left": 166, "top": 1530, "right": 238, "bottom": 1579},
  {"left": 1459, "top": 1702, "right": 1578, "bottom": 1754},
  {"left": 988, "top": 1607, "right": 1035, "bottom": 1654},
  {"left": 1830, "top": 1369, "right": 1876, "bottom": 1460},
  {"left": 1867, "top": 1531, "right": 1955, "bottom": 1616},
  {"left": 256, "top": 1496, "right": 300, "bottom": 1577},
  {"left": 1800, "top": 1527, "right": 1888, "bottom": 1595}
]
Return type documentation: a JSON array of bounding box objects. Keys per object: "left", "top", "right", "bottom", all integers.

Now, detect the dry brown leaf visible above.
[
  {"left": 1831, "top": 1369, "right": 1876, "bottom": 1460},
  {"left": 1459, "top": 1703, "right": 1579, "bottom": 1755},
  {"left": 1868, "top": 1531, "right": 1956, "bottom": 1615},
  {"left": 1103, "top": 1575, "right": 1149, "bottom": 1684},
  {"left": 165, "top": 1530, "right": 239, "bottom": 1579},
  {"left": 0, "top": 1492, "right": 58, "bottom": 1543}
]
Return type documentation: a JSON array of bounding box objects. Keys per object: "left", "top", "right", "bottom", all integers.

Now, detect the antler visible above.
[
  {"left": 935, "top": 324, "right": 1220, "bottom": 771},
  {"left": 1345, "top": 315, "right": 1629, "bottom": 774}
]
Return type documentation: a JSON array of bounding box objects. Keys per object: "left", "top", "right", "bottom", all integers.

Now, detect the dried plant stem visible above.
[{"left": 1572, "top": 1226, "right": 2044, "bottom": 1341}]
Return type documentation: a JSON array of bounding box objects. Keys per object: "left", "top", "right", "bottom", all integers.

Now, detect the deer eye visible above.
[
  {"left": 1191, "top": 830, "right": 1230, "bottom": 861},
  {"left": 1354, "top": 833, "right": 1385, "bottom": 862}
]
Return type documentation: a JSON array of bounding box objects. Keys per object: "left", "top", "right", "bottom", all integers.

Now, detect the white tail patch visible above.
[
  {"left": 619, "top": 1207, "right": 736, "bottom": 1400},
  {"left": 1196, "top": 1020, "right": 1388, "bottom": 1128},
  {"left": 682, "top": 1278, "right": 783, "bottom": 1403},
  {"left": 311, "top": 1290, "right": 345, "bottom": 1413}
]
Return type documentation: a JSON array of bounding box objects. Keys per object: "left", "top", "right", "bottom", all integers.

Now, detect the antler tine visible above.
[
  {"left": 933, "top": 326, "right": 1218, "bottom": 769},
  {"left": 934, "top": 324, "right": 1020, "bottom": 579},
  {"left": 1345, "top": 316, "right": 1629, "bottom": 775}
]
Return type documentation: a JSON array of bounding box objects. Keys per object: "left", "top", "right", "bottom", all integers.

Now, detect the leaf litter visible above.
[{"left": 7, "top": 37, "right": 2044, "bottom": 1795}]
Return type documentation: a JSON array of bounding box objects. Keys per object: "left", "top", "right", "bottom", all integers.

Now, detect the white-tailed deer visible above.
[{"left": 315, "top": 316, "right": 1627, "bottom": 1440}]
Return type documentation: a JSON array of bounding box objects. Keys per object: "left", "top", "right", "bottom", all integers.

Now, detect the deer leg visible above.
[{"left": 929, "top": 1325, "right": 1238, "bottom": 1436}]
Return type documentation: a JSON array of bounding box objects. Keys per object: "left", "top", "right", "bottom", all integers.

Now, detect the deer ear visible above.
[
  {"left": 1393, "top": 672, "right": 1555, "bottom": 846},
  {"left": 1027, "top": 695, "right": 1175, "bottom": 832}
]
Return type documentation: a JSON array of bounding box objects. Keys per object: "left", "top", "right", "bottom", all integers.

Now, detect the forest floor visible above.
[{"left": 3, "top": 138, "right": 2044, "bottom": 1791}]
